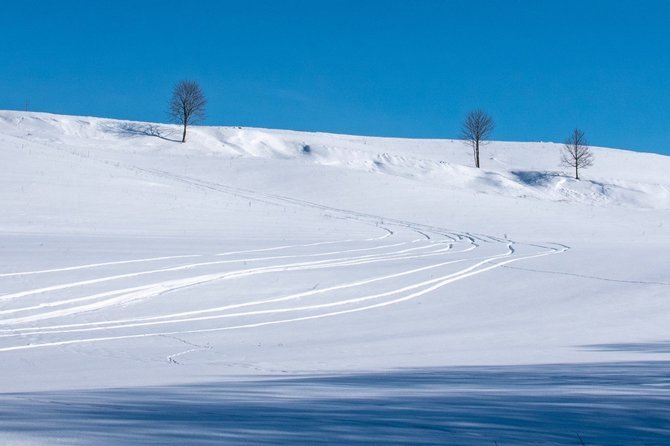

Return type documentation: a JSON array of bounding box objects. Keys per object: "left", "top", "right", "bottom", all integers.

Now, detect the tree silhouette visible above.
[
  {"left": 461, "top": 110, "right": 494, "bottom": 168},
  {"left": 168, "top": 80, "right": 207, "bottom": 143},
  {"left": 561, "top": 128, "right": 593, "bottom": 180}
]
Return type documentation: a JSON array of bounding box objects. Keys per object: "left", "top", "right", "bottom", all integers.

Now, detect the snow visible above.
[{"left": 1, "top": 111, "right": 669, "bottom": 444}]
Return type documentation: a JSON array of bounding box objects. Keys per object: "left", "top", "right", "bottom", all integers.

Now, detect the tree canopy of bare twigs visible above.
[
  {"left": 168, "top": 80, "right": 207, "bottom": 143},
  {"left": 561, "top": 128, "right": 593, "bottom": 180},
  {"left": 461, "top": 110, "right": 494, "bottom": 168}
]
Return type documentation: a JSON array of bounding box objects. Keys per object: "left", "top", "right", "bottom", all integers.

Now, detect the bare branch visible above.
[
  {"left": 461, "top": 110, "right": 494, "bottom": 168},
  {"left": 168, "top": 80, "right": 207, "bottom": 143},
  {"left": 561, "top": 128, "right": 594, "bottom": 180}
]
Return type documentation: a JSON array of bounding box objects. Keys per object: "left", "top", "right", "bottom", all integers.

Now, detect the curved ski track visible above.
[{"left": 0, "top": 167, "right": 568, "bottom": 354}]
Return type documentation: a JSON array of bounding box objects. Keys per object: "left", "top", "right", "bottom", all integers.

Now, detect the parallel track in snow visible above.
[{"left": 0, "top": 166, "right": 568, "bottom": 354}]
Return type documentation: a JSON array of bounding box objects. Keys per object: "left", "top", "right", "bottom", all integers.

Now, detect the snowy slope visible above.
[
  {"left": 0, "top": 111, "right": 669, "bottom": 444},
  {"left": 3, "top": 111, "right": 669, "bottom": 213}
]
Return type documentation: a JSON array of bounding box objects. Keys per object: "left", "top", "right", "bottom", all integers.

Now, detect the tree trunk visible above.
[
  {"left": 182, "top": 123, "right": 187, "bottom": 143},
  {"left": 575, "top": 164, "right": 579, "bottom": 180},
  {"left": 475, "top": 140, "right": 480, "bottom": 168}
]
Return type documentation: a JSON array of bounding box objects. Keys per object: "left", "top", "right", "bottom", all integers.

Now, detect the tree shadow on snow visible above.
[
  {"left": 584, "top": 341, "right": 670, "bottom": 353},
  {"left": 511, "top": 170, "right": 562, "bottom": 187},
  {"left": 99, "top": 122, "right": 180, "bottom": 142},
  {"left": 0, "top": 361, "right": 668, "bottom": 445}
]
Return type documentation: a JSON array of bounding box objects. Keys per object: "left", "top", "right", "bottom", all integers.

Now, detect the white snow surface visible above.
[{"left": 1, "top": 111, "right": 669, "bottom": 444}]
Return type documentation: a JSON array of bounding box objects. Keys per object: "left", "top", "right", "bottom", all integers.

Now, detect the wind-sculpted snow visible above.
[{"left": 2, "top": 110, "right": 669, "bottom": 211}]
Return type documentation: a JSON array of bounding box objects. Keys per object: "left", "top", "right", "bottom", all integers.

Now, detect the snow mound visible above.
[{"left": 1, "top": 110, "right": 669, "bottom": 211}]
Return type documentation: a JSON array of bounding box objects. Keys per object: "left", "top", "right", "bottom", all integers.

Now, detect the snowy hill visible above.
[
  {"left": 2, "top": 111, "right": 669, "bottom": 216},
  {"left": 1, "top": 111, "right": 669, "bottom": 444}
]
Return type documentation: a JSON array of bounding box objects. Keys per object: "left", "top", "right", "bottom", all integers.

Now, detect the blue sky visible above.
[{"left": 1, "top": 0, "right": 669, "bottom": 154}]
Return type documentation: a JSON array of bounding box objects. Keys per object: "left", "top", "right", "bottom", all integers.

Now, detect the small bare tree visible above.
[
  {"left": 461, "top": 110, "right": 494, "bottom": 168},
  {"left": 168, "top": 80, "right": 207, "bottom": 143},
  {"left": 561, "top": 128, "right": 593, "bottom": 180}
]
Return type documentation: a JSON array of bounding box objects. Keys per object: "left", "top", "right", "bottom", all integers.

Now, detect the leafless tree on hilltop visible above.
[
  {"left": 168, "top": 80, "right": 207, "bottom": 143},
  {"left": 461, "top": 110, "right": 494, "bottom": 168},
  {"left": 561, "top": 128, "right": 593, "bottom": 180}
]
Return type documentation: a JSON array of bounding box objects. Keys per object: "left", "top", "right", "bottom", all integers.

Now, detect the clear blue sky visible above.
[{"left": 1, "top": 0, "right": 669, "bottom": 154}]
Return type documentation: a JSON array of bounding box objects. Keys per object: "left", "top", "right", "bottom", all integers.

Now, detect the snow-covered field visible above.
[{"left": 1, "top": 111, "right": 669, "bottom": 444}]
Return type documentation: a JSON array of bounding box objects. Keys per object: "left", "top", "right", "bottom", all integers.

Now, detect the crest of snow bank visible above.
[{"left": 1, "top": 110, "right": 668, "bottom": 209}]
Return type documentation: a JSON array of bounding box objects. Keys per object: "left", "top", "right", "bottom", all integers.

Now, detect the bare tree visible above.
[
  {"left": 461, "top": 110, "right": 494, "bottom": 168},
  {"left": 168, "top": 80, "right": 207, "bottom": 143},
  {"left": 561, "top": 128, "right": 593, "bottom": 180}
]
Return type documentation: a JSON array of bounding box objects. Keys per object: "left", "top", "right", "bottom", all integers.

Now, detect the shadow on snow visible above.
[
  {"left": 0, "top": 361, "right": 669, "bottom": 445},
  {"left": 584, "top": 341, "right": 670, "bottom": 354},
  {"left": 98, "top": 122, "right": 181, "bottom": 142},
  {"left": 511, "top": 170, "right": 561, "bottom": 187}
]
